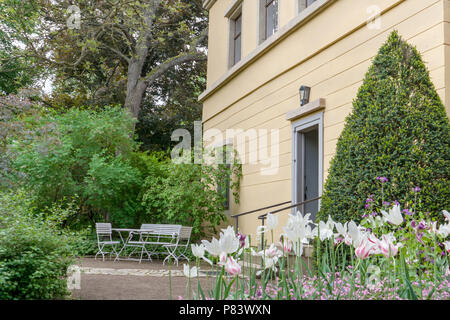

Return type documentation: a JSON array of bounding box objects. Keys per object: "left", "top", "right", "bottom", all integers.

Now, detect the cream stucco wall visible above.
[{"left": 202, "top": 0, "right": 450, "bottom": 243}]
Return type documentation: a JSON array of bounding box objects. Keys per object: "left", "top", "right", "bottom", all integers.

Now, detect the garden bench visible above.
[{"left": 118, "top": 224, "right": 182, "bottom": 264}]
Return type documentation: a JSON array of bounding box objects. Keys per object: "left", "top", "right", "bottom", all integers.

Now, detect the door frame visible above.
[{"left": 291, "top": 112, "right": 324, "bottom": 214}]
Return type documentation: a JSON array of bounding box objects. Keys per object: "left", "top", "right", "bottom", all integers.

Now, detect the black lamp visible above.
[{"left": 299, "top": 85, "right": 311, "bottom": 106}]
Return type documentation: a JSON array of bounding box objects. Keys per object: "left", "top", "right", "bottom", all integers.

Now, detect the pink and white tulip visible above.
[
  {"left": 355, "top": 238, "right": 376, "bottom": 259},
  {"left": 225, "top": 256, "right": 241, "bottom": 276}
]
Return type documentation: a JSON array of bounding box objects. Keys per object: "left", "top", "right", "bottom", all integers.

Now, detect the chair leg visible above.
[
  {"left": 96, "top": 243, "right": 106, "bottom": 261},
  {"left": 163, "top": 246, "right": 179, "bottom": 266}
]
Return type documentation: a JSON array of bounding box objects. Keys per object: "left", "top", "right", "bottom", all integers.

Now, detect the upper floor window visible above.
[
  {"left": 298, "top": 0, "right": 317, "bottom": 13},
  {"left": 232, "top": 13, "right": 242, "bottom": 66},
  {"left": 259, "top": 0, "right": 278, "bottom": 43},
  {"left": 228, "top": 5, "right": 242, "bottom": 68}
]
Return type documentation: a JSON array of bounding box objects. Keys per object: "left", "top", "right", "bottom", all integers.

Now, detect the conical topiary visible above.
[{"left": 317, "top": 31, "right": 450, "bottom": 224}]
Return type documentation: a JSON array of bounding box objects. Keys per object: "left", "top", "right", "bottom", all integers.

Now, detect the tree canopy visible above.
[{"left": 0, "top": 0, "right": 207, "bottom": 129}]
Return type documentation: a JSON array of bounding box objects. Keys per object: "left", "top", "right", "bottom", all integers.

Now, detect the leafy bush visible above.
[
  {"left": 141, "top": 151, "right": 241, "bottom": 240},
  {"left": 0, "top": 191, "right": 80, "bottom": 300},
  {"left": 318, "top": 31, "right": 450, "bottom": 224},
  {"left": 10, "top": 106, "right": 143, "bottom": 227}
]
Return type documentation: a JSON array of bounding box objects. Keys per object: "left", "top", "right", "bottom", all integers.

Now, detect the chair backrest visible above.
[
  {"left": 96, "top": 223, "right": 112, "bottom": 235},
  {"left": 95, "top": 223, "right": 113, "bottom": 243},
  {"left": 141, "top": 224, "right": 182, "bottom": 236},
  {"left": 179, "top": 226, "right": 193, "bottom": 241}
]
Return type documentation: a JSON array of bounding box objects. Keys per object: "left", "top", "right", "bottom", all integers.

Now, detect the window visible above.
[
  {"left": 298, "top": 0, "right": 317, "bottom": 13},
  {"left": 232, "top": 14, "right": 242, "bottom": 66},
  {"left": 228, "top": 5, "right": 242, "bottom": 68},
  {"left": 259, "top": 0, "right": 278, "bottom": 43}
]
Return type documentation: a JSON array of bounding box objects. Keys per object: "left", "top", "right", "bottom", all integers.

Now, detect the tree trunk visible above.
[{"left": 124, "top": 60, "right": 148, "bottom": 124}]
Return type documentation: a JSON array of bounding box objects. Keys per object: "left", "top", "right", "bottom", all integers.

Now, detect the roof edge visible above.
[{"left": 203, "top": 0, "right": 217, "bottom": 10}]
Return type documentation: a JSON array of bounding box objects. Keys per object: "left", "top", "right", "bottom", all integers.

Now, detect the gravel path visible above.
[{"left": 69, "top": 258, "right": 218, "bottom": 300}]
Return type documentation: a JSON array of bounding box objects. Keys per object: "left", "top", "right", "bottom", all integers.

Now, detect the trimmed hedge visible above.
[{"left": 317, "top": 31, "right": 450, "bottom": 224}]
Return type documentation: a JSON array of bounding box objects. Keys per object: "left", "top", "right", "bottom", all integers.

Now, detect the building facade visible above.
[{"left": 199, "top": 0, "right": 450, "bottom": 241}]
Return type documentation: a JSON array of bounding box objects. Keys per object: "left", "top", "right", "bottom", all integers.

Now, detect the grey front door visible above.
[{"left": 292, "top": 114, "right": 322, "bottom": 222}]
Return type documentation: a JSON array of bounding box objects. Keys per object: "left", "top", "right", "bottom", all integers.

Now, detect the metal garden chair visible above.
[
  {"left": 139, "top": 224, "right": 182, "bottom": 264},
  {"left": 95, "top": 223, "right": 120, "bottom": 261},
  {"left": 163, "top": 226, "right": 193, "bottom": 265}
]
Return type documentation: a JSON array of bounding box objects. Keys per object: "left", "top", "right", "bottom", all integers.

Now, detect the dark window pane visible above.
[
  {"left": 307, "top": 0, "right": 316, "bottom": 6},
  {"left": 235, "top": 14, "right": 242, "bottom": 36},
  {"left": 234, "top": 35, "right": 241, "bottom": 64},
  {"left": 265, "top": 0, "right": 278, "bottom": 39},
  {"left": 233, "top": 14, "right": 242, "bottom": 65}
]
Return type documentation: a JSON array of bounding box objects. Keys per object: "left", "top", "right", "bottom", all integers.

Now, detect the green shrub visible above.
[
  {"left": 141, "top": 151, "right": 241, "bottom": 240},
  {"left": 0, "top": 191, "right": 80, "bottom": 300},
  {"left": 10, "top": 106, "right": 143, "bottom": 227},
  {"left": 318, "top": 31, "right": 450, "bottom": 224}
]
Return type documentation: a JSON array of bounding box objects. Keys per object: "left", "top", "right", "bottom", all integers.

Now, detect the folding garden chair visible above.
[
  {"left": 95, "top": 223, "right": 120, "bottom": 261},
  {"left": 138, "top": 224, "right": 182, "bottom": 264},
  {"left": 163, "top": 226, "right": 193, "bottom": 265}
]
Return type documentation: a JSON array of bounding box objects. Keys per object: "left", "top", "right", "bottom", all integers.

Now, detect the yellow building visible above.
[{"left": 199, "top": 0, "right": 450, "bottom": 242}]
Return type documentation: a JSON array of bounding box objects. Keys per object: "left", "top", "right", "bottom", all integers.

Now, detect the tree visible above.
[
  {"left": 0, "top": 0, "right": 208, "bottom": 124},
  {"left": 0, "top": 92, "right": 41, "bottom": 189},
  {"left": 0, "top": 11, "right": 38, "bottom": 95},
  {"left": 136, "top": 61, "right": 205, "bottom": 151},
  {"left": 318, "top": 31, "right": 450, "bottom": 224}
]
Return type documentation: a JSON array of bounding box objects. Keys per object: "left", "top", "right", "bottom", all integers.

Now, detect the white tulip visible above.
[
  {"left": 266, "top": 213, "right": 279, "bottom": 231},
  {"left": 444, "top": 241, "right": 450, "bottom": 253},
  {"left": 438, "top": 223, "right": 450, "bottom": 238},
  {"left": 317, "top": 220, "right": 334, "bottom": 241},
  {"left": 381, "top": 204, "right": 404, "bottom": 226},
  {"left": 443, "top": 210, "right": 450, "bottom": 223},
  {"left": 191, "top": 243, "right": 213, "bottom": 265},
  {"left": 348, "top": 220, "right": 363, "bottom": 248},
  {"left": 201, "top": 238, "right": 221, "bottom": 257},
  {"left": 191, "top": 244, "right": 205, "bottom": 258},
  {"left": 335, "top": 222, "right": 348, "bottom": 237},
  {"left": 219, "top": 231, "right": 240, "bottom": 255},
  {"left": 183, "top": 264, "right": 198, "bottom": 278}
]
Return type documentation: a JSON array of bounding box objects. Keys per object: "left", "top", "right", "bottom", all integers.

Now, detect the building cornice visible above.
[
  {"left": 203, "top": 0, "right": 217, "bottom": 10},
  {"left": 199, "top": 0, "right": 335, "bottom": 102},
  {"left": 224, "top": 0, "right": 243, "bottom": 18}
]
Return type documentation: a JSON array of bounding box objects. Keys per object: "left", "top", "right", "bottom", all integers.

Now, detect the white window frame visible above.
[
  {"left": 227, "top": 3, "right": 243, "bottom": 69},
  {"left": 258, "top": 0, "right": 280, "bottom": 44},
  {"left": 296, "top": 0, "right": 318, "bottom": 14}
]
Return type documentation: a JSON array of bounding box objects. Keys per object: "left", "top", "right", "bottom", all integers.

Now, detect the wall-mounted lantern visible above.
[{"left": 299, "top": 85, "right": 311, "bottom": 106}]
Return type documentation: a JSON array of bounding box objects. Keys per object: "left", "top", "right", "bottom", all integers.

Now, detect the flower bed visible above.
[{"left": 177, "top": 183, "right": 449, "bottom": 300}]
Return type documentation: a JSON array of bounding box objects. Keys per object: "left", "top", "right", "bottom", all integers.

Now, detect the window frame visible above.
[
  {"left": 228, "top": 5, "right": 243, "bottom": 68},
  {"left": 297, "top": 0, "right": 318, "bottom": 14},
  {"left": 259, "top": 0, "right": 279, "bottom": 44}
]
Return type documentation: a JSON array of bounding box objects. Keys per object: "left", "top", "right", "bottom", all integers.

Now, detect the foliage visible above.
[
  {"left": 10, "top": 106, "right": 143, "bottom": 226},
  {"left": 141, "top": 151, "right": 241, "bottom": 240},
  {"left": 0, "top": 92, "right": 42, "bottom": 189},
  {"left": 318, "top": 31, "right": 450, "bottom": 224},
  {"left": 0, "top": 190, "right": 81, "bottom": 300},
  {"left": 0, "top": 0, "right": 208, "bottom": 122},
  {"left": 137, "top": 65, "right": 206, "bottom": 152},
  {"left": 0, "top": 1, "right": 39, "bottom": 95}
]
